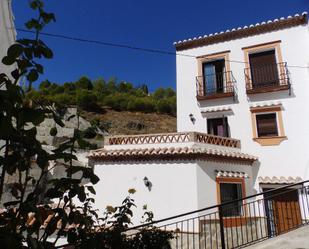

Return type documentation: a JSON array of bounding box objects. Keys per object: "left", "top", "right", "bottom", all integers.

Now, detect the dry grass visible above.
[{"left": 80, "top": 109, "right": 176, "bottom": 135}]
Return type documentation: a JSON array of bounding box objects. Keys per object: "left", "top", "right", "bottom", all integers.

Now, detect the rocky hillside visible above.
[{"left": 80, "top": 109, "right": 176, "bottom": 135}]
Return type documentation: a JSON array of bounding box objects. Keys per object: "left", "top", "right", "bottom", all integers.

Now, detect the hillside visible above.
[
  {"left": 27, "top": 76, "right": 177, "bottom": 135},
  {"left": 80, "top": 109, "right": 176, "bottom": 135}
]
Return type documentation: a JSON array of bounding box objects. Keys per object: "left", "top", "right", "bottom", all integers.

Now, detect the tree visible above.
[
  {"left": 76, "top": 89, "right": 98, "bottom": 111},
  {"left": 0, "top": 1, "right": 173, "bottom": 248},
  {"left": 75, "top": 76, "right": 93, "bottom": 90}
]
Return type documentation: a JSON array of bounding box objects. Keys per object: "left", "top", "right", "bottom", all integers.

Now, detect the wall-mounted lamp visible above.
[
  {"left": 143, "top": 177, "right": 152, "bottom": 191},
  {"left": 189, "top": 113, "right": 196, "bottom": 124}
]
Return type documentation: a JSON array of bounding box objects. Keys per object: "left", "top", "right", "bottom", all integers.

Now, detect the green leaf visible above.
[
  {"left": 36, "top": 150, "right": 49, "bottom": 169},
  {"left": 27, "top": 69, "right": 39, "bottom": 83},
  {"left": 35, "top": 63, "right": 44, "bottom": 74},
  {"left": 2, "top": 55, "right": 15, "bottom": 65},
  {"left": 30, "top": 1, "right": 38, "bottom": 9},
  {"left": 52, "top": 112, "right": 64, "bottom": 127},
  {"left": 25, "top": 19, "right": 38, "bottom": 30},
  {"left": 49, "top": 127, "right": 57, "bottom": 136},
  {"left": 45, "top": 188, "right": 63, "bottom": 199},
  {"left": 19, "top": 108, "right": 45, "bottom": 126},
  {"left": 41, "top": 46, "right": 53, "bottom": 59},
  {"left": 7, "top": 44, "right": 24, "bottom": 59},
  {"left": 87, "top": 186, "right": 96, "bottom": 195},
  {"left": 11, "top": 69, "right": 20, "bottom": 80},
  {"left": 41, "top": 12, "right": 56, "bottom": 24},
  {"left": 90, "top": 174, "right": 100, "bottom": 185}
]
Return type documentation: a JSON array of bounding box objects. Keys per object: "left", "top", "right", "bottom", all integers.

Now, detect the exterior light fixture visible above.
[
  {"left": 189, "top": 113, "right": 196, "bottom": 123},
  {"left": 143, "top": 177, "right": 152, "bottom": 191}
]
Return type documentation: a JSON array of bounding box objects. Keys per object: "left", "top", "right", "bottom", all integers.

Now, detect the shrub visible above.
[{"left": 76, "top": 90, "right": 98, "bottom": 111}]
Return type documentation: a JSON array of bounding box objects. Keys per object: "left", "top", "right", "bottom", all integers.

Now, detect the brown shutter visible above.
[
  {"left": 249, "top": 50, "right": 279, "bottom": 87},
  {"left": 256, "top": 113, "right": 278, "bottom": 137}
]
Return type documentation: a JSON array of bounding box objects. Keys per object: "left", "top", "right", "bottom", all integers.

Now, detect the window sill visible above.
[
  {"left": 197, "top": 92, "right": 234, "bottom": 100},
  {"left": 253, "top": 136, "right": 287, "bottom": 146}
]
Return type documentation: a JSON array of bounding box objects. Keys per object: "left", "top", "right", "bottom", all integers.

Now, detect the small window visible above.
[
  {"left": 256, "top": 113, "right": 278, "bottom": 137},
  {"left": 207, "top": 117, "right": 229, "bottom": 137},
  {"left": 220, "top": 183, "right": 243, "bottom": 217}
]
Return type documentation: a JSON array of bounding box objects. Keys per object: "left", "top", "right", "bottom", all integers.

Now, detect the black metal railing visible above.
[
  {"left": 125, "top": 180, "right": 309, "bottom": 249},
  {"left": 196, "top": 71, "right": 235, "bottom": 98},
  {"left": 245, "top": 62, "right": 291, "bottom": 92}
]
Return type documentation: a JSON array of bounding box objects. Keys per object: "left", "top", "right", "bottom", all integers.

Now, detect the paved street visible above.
[{"left": 247, "top": 226, "right": 309, "bottom": 249}]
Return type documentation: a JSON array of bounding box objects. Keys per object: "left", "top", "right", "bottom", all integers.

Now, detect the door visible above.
[
  {"left": 249, "top": 50, "right": 279, "bottom": 87},
  {"left": 203, "top": 62, "right": 216, "bottom": 95},
  {"left": 264, "top": 188, "right": 302, "bottom": 236},
  {"left": 272, "top": 189, "right": 302, "bottom": 234}
]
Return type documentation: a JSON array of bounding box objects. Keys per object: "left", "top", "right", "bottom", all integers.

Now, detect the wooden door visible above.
[{"left": 272, "top": 189, "right": 302, "bottom": 234}]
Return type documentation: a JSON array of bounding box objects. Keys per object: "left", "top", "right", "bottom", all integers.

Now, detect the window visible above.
[
  {"left": 196, "top": 51, "right": 234, "bottom": 99},
  {"left": 219, "top": 182, "right": 243, "bottom": 217},
  {"left": 256, "top": 113, "right": 278, "bottom": 137},
  {"left": 250, "top": 105, "right": 287, "bottom": 146},
  {"left": 207, "top": 117, "right": 229, "bottom": 137},
  {"left": 249, "top": 50, "right": 279, "bottom": 87},
  {"left": 243, "top": 41, "right": 290, "bottom": 94}
]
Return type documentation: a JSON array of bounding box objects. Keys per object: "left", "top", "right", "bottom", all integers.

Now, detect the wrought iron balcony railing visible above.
[
  {"left": 125, "top": 180, "right": 309, "bottom": 249},
  {"left": 245, "top": 62, "right": 291, "bottom": 94},
  {"left": 196, "top": 71, "right": 236, "bottom": 100}
]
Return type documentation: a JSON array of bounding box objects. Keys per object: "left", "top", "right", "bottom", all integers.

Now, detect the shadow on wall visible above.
[
  {"left": 246, "top": 89, "right": 295, "bottom": 102},
  {"left": 197, "top": 97, "right": 238, "bottom": 108}
]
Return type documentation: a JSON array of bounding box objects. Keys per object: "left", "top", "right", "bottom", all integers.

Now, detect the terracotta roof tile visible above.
[
  {"left": 258, "top": 176, "right": 303, "bottom": 184},
  {"left": 174, "top": 12, "right": 307, "bottom": 51},
  {"left": 89, "top": 146, "right": 257, "bottom": 163}
]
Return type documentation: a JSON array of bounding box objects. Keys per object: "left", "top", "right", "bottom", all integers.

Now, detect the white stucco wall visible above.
[
  {"left": 93, "top": 160, "right": 199, "bottom": 225},
  {"left": 176, "top": 24, "right": 309, "bottom": 189},
  {"left": 92, "top": 158, "right": 254, "bottom": 225},
  {"left": 196, "top": 160, "right": 254, "bottom": 210}
]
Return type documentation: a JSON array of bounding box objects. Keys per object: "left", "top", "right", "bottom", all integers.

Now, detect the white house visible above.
[
  {"left": 89, "top": 12, "right": 309, "bottom": 234},
  {"left": 174, "top": 12, "right": 309, "bottom": 205}
]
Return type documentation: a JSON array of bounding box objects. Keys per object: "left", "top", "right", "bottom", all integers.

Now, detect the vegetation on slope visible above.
[{"left": 27, "top": 76, "right": 177, "bottom": 116}]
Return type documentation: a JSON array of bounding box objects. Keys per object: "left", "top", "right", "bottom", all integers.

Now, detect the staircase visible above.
[{"left": 125, "top": 180, "right": 309, "bottom": 249}]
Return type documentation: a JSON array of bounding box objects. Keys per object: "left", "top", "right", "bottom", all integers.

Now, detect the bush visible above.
[
  {"left": 31, "top": 76, "right": 176, "bottom": 115},
  {"left": 76, "top": 76, "right": 93, "bottom": 90},
  {"left": 156, "top": 96, "right": 176, "bottom": 115},
  {"left": 76, "top": 90, "right": 98, "bottom": 111},
  {"left": 127, "top": 97, "right": 155, "bottom": 113},
  {"left": 51, "top": 93, "right": 74, "bottom": 106}
]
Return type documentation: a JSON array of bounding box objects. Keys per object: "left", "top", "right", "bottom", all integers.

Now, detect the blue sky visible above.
[{"left": 12, "top": 0, "right": 308, "bottom": 91}]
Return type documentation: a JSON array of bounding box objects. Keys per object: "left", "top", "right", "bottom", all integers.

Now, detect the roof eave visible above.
[
  {"left": 88, "top": 153, "right": 258, "bottom": 164},
  {"left": 175, "top": 14, "right": 308, "bottom": 51}
]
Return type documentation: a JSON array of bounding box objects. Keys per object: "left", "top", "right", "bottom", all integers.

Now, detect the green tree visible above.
[
  {"left": 76, "top": 89, "right": 98, "bottom": 111},
  {"left": 39, "top": 79, "right": 51, "bottom": 90},
  {"left": 76, "top": 76, "right": 93, "bottom": 90},
  {"left": 1, "top": 2, "right": 173, "bottom": 248}
]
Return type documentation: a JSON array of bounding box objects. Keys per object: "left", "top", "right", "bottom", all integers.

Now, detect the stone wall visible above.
[{"left": 167, "top": 217, "right": 268, "bottom": 249}]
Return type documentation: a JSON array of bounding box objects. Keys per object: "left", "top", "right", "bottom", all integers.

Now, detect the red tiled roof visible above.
[
  {"left": 89, "top": 146, "right": 258, "bottom": 163},
  {"left": 174, "top": 13, "right": 307, "bottom": 51}
]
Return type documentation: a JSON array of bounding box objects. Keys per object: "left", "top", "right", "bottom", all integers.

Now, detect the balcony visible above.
[
  {"left": 245, "top": 62, "right": 291, "bottom": 94},
  {"left": 196, "top": 71, "right": 236, "bottom": 100}
]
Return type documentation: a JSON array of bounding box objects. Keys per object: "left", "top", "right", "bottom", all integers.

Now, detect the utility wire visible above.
[{"left": 16, "top": 28, "right": 309, "bottom": 69}]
